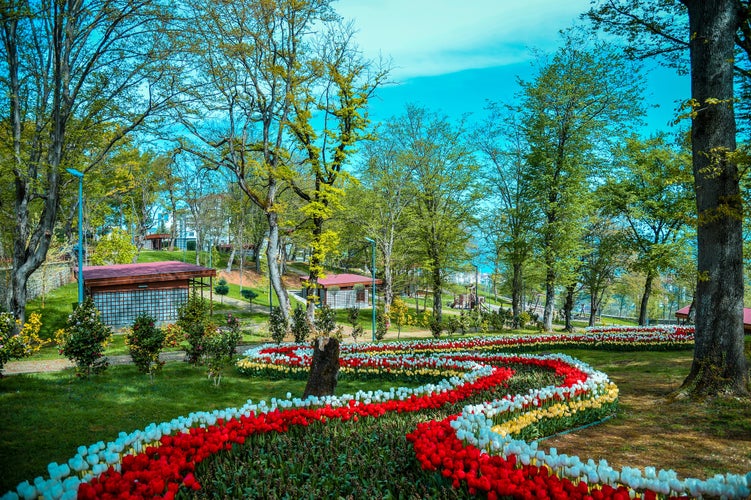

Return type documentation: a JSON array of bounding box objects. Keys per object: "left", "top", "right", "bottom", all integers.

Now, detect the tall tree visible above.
[
  {"left": 287, "top": 21, "right": 387, "bottom": 323},
  {"left": 0, "top": 0, "right": 178, "bottom": 321},
  {"left": 176, "top": 0, "right": 330, "bottom": 323},
  {"left": 398, "top": 105, "right": 479, "bottom": 325},
  {"left": 346, "top": 121, "right": 417, "bottom": 315},
  {"left": 520, "top": 31, "right": 643, "bottom": 331},
  {"left": 588, "top": 0, "right": 750, "bottom": 396},
  {"left": 475, "top": 104, "right": 537, "bottom": 326},
  {"left": 602, "top": 134, "right": 694, "bottom": 325}
]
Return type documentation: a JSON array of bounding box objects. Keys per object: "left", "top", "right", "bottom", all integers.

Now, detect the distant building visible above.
[
  {"left": 675, "top": 305, "right": 751, "bottom": 332},
  {"left": 299, "top": 273, "right": 382, "bottom": 309},
  {"left": 82, "top": 261, "right": 215, "bottom": 327}
]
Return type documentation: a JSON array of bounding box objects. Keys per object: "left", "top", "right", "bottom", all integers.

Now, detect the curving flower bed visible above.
[{"left": 4, "top": 326, "right": 749, "bottom": 499}]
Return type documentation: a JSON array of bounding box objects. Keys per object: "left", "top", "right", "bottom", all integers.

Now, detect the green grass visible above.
[
  {"left": 25, "top": 282, "right": 78, "bottom": 341},
  {"left": 0, "top": 362, "right": 429, "bottom": 493}
]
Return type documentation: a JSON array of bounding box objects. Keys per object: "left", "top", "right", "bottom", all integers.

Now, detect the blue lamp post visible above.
[
  {"left": 66, "top": 168, "right": 85, "bottom": 305},
  {"left": 365, "top": 237, "right": 376, "bottom": 342}
]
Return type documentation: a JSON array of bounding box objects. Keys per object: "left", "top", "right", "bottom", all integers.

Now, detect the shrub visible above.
[
  {"left": 214, "top": 279, "right": 229, "bottom": 303},
  {"left": 314, "top": 303, "right": 337, "bottom": 337},
  {"left": 350, "top": 324, "right": 364, "bottom": 343},
  {"left": 204, "top": 314, "right": 242, "bottom": 386},
  {"left": 268, "top": 307, "right": 287, "bottom": 344},
  {"left": 291, "top": 305, "right": 311, "bottom": 343},
  {"left": 177, "top": 295, "right": 212, "bottom": 365},
  {"left": 240, "top": 289, "right": 258, "bottom": 308},
  {"left": 390, "top": 297, "right": 409, "bottom": 337},
  {"left": 346, "top": 306, "right": 360, "bottom": 327},
  {"left": 445, "top": 316, "right": 460, "bottom": 336},
  {"left": 375, "top": 310, "right": 389, "bottom": 341},
  {"left": 125, "top": 314, "right": 166, "bottom": 379},
  {"left": 517, "top": 311, "right": 531, "bottom": 329},
  {"left": 0, "top": 312, "right": 42, "bottom": 371},
  {"left": 55, "top": 297, "right": 112, "bottom": 377}
]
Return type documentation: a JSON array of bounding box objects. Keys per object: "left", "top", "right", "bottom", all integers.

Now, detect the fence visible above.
[{"left": 0, "top": 262, "right": 73, "bottom": 304}]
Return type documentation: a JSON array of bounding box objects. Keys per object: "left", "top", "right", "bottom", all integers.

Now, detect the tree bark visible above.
[
  {"left": 563, "top": 283, "right": 575, "bottom": 332},
  {"left": 511, "top": 262, "right": 523, "bottom": 328},
  {"left": 680, "top": 0, "right": 748, "bottom": 396},
  {"left": 638, "top": 271, "right": 654, "bottom": 326},
  {"left": 266, "top": 210, "right": 290, "bottom": 325},
  {"left": 302, "top": 336, "right": 340, "bottom": 398},
  {"left": 543, "top": 263, "right": 556, "bottom": 332},
  {"left": 431, "top": 264, "right": 443, "bottom": 323}
]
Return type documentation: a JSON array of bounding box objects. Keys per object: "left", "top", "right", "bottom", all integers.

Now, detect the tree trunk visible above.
[
  {"left": 266, "top": 211, "right": 290, "bottom": 324},
  {"left": 563, "top": 283, "right": 575, "bottom": 332},
  {"left": 680, "top": 0, "right": 748, "bottom": 396},
  {"left": 302, "top": 336, "right": 340, "bottom": 398},
  {"left": 543, "top": 264, "right": 555, "bottom": 332},
  {"left": 511, "top": 262, "right": 523, "bottom": 328},
  {"left": 638, "top": 272, "right": 654, "bottom": 326},
  {"left": 431, "top": 265, "right": 442, "bottom": 323}
]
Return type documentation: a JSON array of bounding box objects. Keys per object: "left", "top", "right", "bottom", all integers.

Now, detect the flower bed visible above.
[{"left": 5, "top": 326, "right": 749, "bottom": 500}]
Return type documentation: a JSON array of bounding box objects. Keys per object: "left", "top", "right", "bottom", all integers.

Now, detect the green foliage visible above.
[
  {"left": 54, "top": 297, "right": 112, "bottom": 377},
  {"left": 375, "top": 310, "right": 389, "bottom": 341},
  {"left": 350, "top": 324, "right": 364, "bottom": 343},
  {"left": 429, "top": 316, "right": 444, "bottom": 339},
  {"left": 241, "top": 289, "right": 258, "bottom": 306},
  {"left": 204, "top": 314, "right": 242, "bottom": 386},
  {"left": 176, "top": 295, "right": 213, "bottom": 365},
  {"left": 346, "top": 306, "right": 360, "bottom": 327},
  {"left": 214, "top": 278, "right": 230, "bottom": 297},
  {"left": 125, "top": 314, "right": 166, "bottom": 378},
  {"left": 268, "top": 307, "right": 287, "bottom": 344},
  {"left": 314, "top": 303, "right": 337, "bottom": 337},
  {"left": 0, "top": 312, "right": 43, "bottom": 370},
  {"left": 89, "top": 228, "right": 137, "bottom": 265},
  {"left": 517, "top": 311, "right": 532, "bottom": 329},
  {"left": 291, "top": 305, "right": 311, "bottom": 343},
  {"left": 390, "top": 297, "right": 409, "bottom": 336}
]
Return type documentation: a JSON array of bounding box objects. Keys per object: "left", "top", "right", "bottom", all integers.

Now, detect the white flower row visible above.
[
  {"left": 450, "top": 354, "right": 750, "bottom": 499},
  {"left": 2, "top": 358, "right": 491, "bottom": 500}
]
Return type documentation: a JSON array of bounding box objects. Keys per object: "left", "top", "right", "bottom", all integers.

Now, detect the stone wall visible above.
[{"left": 0, "top": 262, "right": 73, "bottom": 305}]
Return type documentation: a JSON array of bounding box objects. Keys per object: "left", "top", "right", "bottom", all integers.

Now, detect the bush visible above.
[
  {"left": 0, "top": 312, "right": 42, "bottom": 371},
  {"left": 55, "top": 297, "right": 112, "bottom": 377},
  {"left": 291, "top": 305, "right": 311, "bottom": 343},
  {"left": 125, "top": 314, "right": 166, "bottom": 379},
  {"left": 214, "top": 279, "right": 229, "bottom": 303},
  {"left": 314, "top": 303, "right": 337, "bottom": 337},
  {"left": 177, "top": 295, "right": 212, "bottom": 365},
  {"left": 346, "top": 306, "right": 360, "bottom": 327},
  {"left": 241, "top": 289, "right": 258, "bottom": 307},
  {"left": 429, "top": 316, "right": 443, "bottom": 339},
  {"left": 517, "top": 311, "right": 531, "bottom": 329},
  {"left": 375, "top": 310, "right": 389, "bottom": 341},
  {"left": 268, "top": 307, "right": 287, "bottom": 344},
  {"left": 204, "top": 314, "right": 242, "bottom": 386}
]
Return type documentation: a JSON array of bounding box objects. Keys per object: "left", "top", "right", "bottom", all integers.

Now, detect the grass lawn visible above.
[{"left": 0, "top": 361, "right": 429, "bottom": 493}]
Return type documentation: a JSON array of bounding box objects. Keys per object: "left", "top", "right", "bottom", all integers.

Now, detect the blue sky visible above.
[{"left": 336, "top": 0, "right": 690, "bottom": 134}]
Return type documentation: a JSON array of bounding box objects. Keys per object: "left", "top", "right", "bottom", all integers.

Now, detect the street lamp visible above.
[
  {"left": 365, "top": 237, "right": 376, "bottom": 342},
  {"left": 66, "top": 168, "right": 85, "bottom": 305}
]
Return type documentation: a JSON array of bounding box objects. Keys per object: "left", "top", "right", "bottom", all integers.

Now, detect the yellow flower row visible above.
[{"left": 491, "top": 383, "right": 619, "bottom": 438}]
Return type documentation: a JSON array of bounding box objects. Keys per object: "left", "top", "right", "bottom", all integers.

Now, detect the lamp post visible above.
[
  {"left": 66, "top": 168, "right": 85, "bottom": 305},
  {"left": 365, "top": 237, "right": 376, "bottom": 342}
]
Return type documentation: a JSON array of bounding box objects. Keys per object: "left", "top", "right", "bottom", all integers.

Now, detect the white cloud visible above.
[{"left": 335, "top": 0, "right": 592, "bottom": 79}]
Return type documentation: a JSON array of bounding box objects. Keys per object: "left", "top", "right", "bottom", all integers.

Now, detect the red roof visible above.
[
  {"left": 676, "top": 305, "right": 751, "bottom": 329},
  {"left": 83, "top": 261, "right": 215, "bottom": 285},
  {"left": 300, "top": 273, "right": 382, "bottom": 288}
]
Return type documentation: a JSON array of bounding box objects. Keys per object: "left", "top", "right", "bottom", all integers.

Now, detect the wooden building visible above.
[
  {"left": 300, "top": 273, "right": 382, "bottom": 309},
  {"left": 675, "top": 305, "right": 751, "bottom": 332},
  {"left": 82, "top": 261, "right": 215, "bottom": 327}
]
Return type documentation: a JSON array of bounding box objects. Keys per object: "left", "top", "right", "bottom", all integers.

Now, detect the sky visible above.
[{"left": 335, "top": 0, "right": 690, "bottom": 134}]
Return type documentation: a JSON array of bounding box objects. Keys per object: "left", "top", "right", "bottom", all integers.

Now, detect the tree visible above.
[
  {"left": 520, "top": 31, "right": 644, "bottom": 331},
  {"left": 0, "top": 0, "right": 178, "bottom": 323},
  {"left": 587, "top": 0, "right": 750, "bottom": 397},
  {"left": 475, "top": 103, "right": 537, "bottom": 326},
  {"left": 347, "top": 121, "right": 418, "bottom": 316},
  {"left": 89, "top": 228, "right": 138, "bottom": 266},
  {"left": 214, "top": 278, "right": 229, "bottom": 304},
  {"left": 398, "top": 105, "right": 479, "bottom": 325},
  {"left": 601, "top": 134, "right": 694, "bottom": 325},
  {"left": 579, "top": 214, "right": 628, "bottom": 327},
  {"left": 287, "top": 21, "right": 388, "bottom": 324}
]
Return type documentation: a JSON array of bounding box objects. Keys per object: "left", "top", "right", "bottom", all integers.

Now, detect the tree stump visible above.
[{"left": 302, "top": 336, "right": 340, "bottom": 399}]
